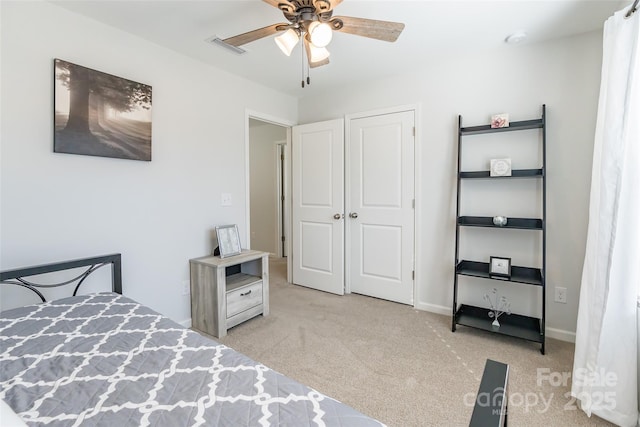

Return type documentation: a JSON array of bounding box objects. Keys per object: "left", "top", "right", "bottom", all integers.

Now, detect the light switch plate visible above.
[{"left": 221, "top": 193, "right": 232, "bottom": 206}]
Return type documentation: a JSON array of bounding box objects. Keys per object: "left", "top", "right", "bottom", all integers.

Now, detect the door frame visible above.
[
  {"left": 275, "top": 140, "right": 288, "bottom": 258},
  {"left": 245, "top": 104, "right": 422, "bottom": 306},
  {"left": 344, "top": 104, "right": 421, "bottom": 307},
  {"left": 245, "top": 110, "right": 295, "bottom": 283}
]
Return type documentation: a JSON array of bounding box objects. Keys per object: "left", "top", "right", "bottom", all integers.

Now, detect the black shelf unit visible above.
[
  {"left": 456, "top": 261, "right": 543, "bottom": 286},
  {"left": 452, "top": 105, "right": 546, "bottom": 354},
  {"left": 458, "top": 216, "right": 542, "bottom": 230},
  {"left": 460, "top": 168, "right": 543, "bottom": 179},
  {"left": 455, "top": 304, "right": 543, "bottom": 343},
  {"left": 460, "top": 119, "right": 543, "bottom": 135}
]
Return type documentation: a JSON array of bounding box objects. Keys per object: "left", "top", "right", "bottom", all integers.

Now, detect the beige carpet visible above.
[{"left": 215, "top": 257, "right": 614, "bottom": 427}]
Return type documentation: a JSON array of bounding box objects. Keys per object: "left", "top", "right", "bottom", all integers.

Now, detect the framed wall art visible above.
[{"left": 54, "top": 59, "right": 152, "bottom": 161}]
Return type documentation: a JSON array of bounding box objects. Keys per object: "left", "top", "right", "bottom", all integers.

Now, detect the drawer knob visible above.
[{"left": 240, "top": 290, "right": 252, "bottom": 296}]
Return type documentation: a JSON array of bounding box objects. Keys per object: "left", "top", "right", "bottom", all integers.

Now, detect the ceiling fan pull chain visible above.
[
  {"left": 305, "top": 34, "right": 310, "bottom": 86},
  {"left": 301, "top": 38, "right": 305, "bottom": 88}
]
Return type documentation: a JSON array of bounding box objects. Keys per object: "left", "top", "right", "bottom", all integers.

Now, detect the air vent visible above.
[{"left": 206, "top": 36, "right": 247, "bottom": 55}]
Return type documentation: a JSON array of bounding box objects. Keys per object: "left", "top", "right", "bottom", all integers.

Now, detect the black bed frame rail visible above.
[
  {"left": 469, "top": 359, "right": 509, "bottom": 427},
  {"left": 0, "top": 254, "right": 122, "bottom": 302}
]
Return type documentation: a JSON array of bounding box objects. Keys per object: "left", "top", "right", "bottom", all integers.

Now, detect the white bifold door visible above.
[
  {"left": 347, "top": 111, "right": 415, "bottom": 304},
  {"left": 292, "top": 111, "right": 415, "bottom": 305},
  {"left": 291, "top": 119, "right": 345, "bottom": 295}
]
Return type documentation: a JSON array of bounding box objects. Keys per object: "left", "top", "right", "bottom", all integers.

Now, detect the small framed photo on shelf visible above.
[
  {"left": 490, "top": 158, "right": 512, "bottom": 177},
  {"left": 215, "top": 224, "right": 242, "bottom": 258},
  {"left": 489, "top": 256, "right": 511, "bottom": 278},
  {"left": 491, "top": 113, "right": 509, "bottom": 128}
]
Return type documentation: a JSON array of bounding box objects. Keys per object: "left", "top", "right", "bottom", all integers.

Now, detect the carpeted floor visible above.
[{"left": 215, "top": 257, "right": 614, "bottom": 426}]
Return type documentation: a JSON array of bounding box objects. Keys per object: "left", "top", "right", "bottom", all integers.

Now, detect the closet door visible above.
[
  {"left": 291, "top": 119, "right": 344, "bottom": 295},
  {"left": 347, "top": 111, "right": 415, "bottom": 304}
]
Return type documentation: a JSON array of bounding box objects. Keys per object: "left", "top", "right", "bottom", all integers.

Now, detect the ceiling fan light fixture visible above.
[
  {"left": 306, "top": 42, "right": 330, "bottom": 63},
  {"left": 275, "top": 28, "right": 299, "bottom": 56},
  {"left": 308, "top": 21, "right": 333, "bottom": 48},
  {"left": 218, "top": 0, "right": 405, "bottom": 86}
]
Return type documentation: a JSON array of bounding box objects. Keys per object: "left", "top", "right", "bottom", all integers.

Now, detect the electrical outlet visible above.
[
  {"left": 182, "top": 280, "right": 190, "bottom": 296},
  {"left": 555, "top": 287, "right": 567, "bottom": 304},
  {"left": 221, "top": 193, "right": 232, "bottom": 206}
]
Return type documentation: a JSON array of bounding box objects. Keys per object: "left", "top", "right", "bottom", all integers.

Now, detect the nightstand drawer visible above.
[{"left": 226, "top": 281, "right": 263, "bottom": 318}]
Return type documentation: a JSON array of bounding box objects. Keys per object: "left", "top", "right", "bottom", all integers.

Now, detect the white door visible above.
[
  {"left": 347, "top": 111, "right": 415, "bottom": 304},
  {"left": 291, "top": 119, "right": 344, "bottom": 295}
]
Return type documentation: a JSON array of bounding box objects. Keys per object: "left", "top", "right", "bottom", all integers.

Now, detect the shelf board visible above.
[
  {"left": 458, "top": 216, "right": 542, "bottom": 230},
  {"left": 460, "top": 169, "right": 543, "bottom": 179},
  {"left": 460, "top": 119, "right": 543, "bottom": 135},
  {"left": 454, "top": 304, "right": 543, "bottom": 343},
  {"left": 456, "top": 260, "right": 543, "bottom": 286},
  {"left": 226, "top": 273, "right": 262, "bottom": 291}
]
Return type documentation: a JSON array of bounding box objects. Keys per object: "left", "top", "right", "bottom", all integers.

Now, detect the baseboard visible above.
[
  {"left": 179, "top": 318, "right": 192, "bottom": 328},
  {"left": 415, "top": 302, "right": 576, "bottom": 343},
  {"left": 545, "top": 327, "right": 575, "bottom": 343},
  {"left": 414, "top": 302, "right": 450, "bottom": 316}
]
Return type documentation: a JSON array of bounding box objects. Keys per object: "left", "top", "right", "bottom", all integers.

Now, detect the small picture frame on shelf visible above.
[
  {"left": 491, "top": 113, "right": 509, "bottom": 128},
  {"left": 215, "top": 224, "right": 242, "bottom": 258},
  {"left": 490, "top": 158, "right": 512, "bottom": 177},
  {"left": 489, "top": 256, "right": 511, "bottom": 278}
]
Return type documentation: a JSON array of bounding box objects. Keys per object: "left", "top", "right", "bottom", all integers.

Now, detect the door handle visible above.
[
  {"left": 349, "top": 212, "right": 358, "bottom": 219},
  {"left": 333, "top": 213, "right": 343, "bottom": 220}
]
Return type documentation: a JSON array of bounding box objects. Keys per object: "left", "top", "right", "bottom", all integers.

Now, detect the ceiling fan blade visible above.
[
  {"left": 262, "top": 0, "right": 295, "bottom": 14},
  {"left": 332, "top": 16, "right": 405, "bottom": 42},
  {"left": 304, "top": 37, "right": 330, "bottom": 68},
  {"left": 223, "top": 23, "right": 287, "bottom": 47}
]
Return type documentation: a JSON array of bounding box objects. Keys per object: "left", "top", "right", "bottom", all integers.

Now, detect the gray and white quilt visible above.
[{"left": 0, "top": 293, "right": 384, "bottom": 427}]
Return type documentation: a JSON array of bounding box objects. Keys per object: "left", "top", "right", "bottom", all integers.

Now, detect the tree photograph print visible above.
[{"left": 54, "top": 59, "right": 152, "bottom": 161}]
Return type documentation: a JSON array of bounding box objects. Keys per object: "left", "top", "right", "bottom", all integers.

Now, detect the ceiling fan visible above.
[{"left": 218, "top": 0, "right": 405, "bottom": 85}]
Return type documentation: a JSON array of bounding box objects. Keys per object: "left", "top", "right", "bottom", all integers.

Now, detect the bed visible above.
[{"left": 0, "top": 254, "right": 384, "bottom": 426}]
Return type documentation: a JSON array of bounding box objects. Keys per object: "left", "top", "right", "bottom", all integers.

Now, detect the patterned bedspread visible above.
[{"left": 0, "top": 293, "right": 384, "bottom": 427}]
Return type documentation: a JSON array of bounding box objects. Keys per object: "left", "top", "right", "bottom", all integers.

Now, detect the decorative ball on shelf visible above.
[{"left": 492, "top": 216, "right": 508, "bottom": 226}]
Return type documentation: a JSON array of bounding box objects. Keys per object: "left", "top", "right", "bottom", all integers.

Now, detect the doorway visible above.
[{"left": 247, "top": 117, "right": 290, "bottom": 259}]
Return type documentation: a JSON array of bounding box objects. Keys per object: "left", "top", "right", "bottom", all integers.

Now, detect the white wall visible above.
[
  {"left": 249, "top": 119, "right": 286, "bottom": 255},
  {"left": 0, "top": 0, "right": 604, "bottom": 339},
  {"left": 298, "top": 32, "right": 603, "bottom": 340},
  {"left": 0, "top": 1, "right": 297, "bottom": 323}
]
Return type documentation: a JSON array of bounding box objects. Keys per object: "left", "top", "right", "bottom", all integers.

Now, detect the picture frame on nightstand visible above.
[{"left": 215, "top": 224, "right": 242, "bottom": 258}]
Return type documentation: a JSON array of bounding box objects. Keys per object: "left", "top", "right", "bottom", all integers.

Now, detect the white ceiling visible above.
[{"left": 51, "top": 0, "right": 627, "bottom": 98}]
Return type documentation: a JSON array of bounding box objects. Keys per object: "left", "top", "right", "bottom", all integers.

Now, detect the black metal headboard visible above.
[{"left": 0, "top": 254, "right": 122, "bottom": 303}]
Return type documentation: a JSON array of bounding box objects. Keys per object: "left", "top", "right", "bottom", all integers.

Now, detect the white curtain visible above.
[{"left": 572, "top": 4, "right": 640, "bottom": 427}]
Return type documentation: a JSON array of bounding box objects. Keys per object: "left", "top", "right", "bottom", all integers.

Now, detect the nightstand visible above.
[{"left": 189, "top": 250, "right": 269, "bottom": 338}]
